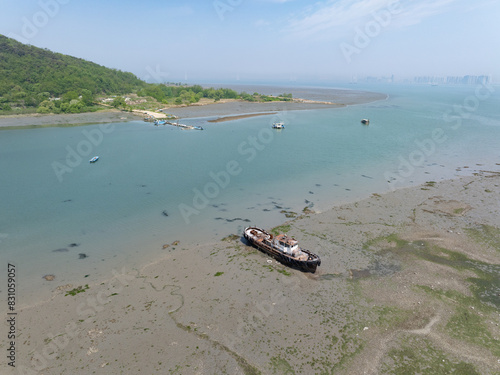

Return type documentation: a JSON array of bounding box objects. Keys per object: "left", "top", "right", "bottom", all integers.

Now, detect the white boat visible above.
[
  {"left": 89, "top": 156, "right": 99, "bottom": 163},
  {"left": 272, "top": 122, "right": 285, "bottom": 129},
  {"left": 243, "top": 226, "right": 321, "bottom": 273}
]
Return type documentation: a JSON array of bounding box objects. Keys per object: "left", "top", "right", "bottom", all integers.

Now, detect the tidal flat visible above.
[{"left": 3, "top": 172, "right": 499, "bottom": 374}]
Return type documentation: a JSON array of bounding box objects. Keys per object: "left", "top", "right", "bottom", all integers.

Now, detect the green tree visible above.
[
  {"left": 112, "top": 96, "right": 126, "bottom": 108},
  {"left": 80, "top": 89, "right": 93, "bottom": 106},
  {"left": 36, "top": 92, "right": 50, "bottom": 103},
  {"left": 62, "top": 91, "right": 79, "bottom": 102}
]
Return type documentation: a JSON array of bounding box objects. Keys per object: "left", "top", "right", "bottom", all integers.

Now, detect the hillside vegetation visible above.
[
  {"left": 0, "top": 34, "right": 146, "bottom": 114},
  {"left": 0, "top": 34, "right": 291, "bottom": 115}
]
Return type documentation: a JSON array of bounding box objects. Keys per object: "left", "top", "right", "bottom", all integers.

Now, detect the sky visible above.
[{"left": 0, "top": 0, "right": 499, "bottom": 84}]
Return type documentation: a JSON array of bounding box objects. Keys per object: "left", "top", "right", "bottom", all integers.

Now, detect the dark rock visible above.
[{"left": 78, "top": 253, "right": 88, "bottom": 259}]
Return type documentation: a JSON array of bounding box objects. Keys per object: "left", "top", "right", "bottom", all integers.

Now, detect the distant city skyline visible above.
[
  {"left": 1, "top": 0, "right": 499, "bottom": 84},
  {"left": 349, "top": 74, "right": 493, "bottom": 85}
]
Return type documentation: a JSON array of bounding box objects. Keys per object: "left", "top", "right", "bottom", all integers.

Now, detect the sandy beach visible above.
[{"left": 2, "top": 170, "right": 499, "bottom": 374}]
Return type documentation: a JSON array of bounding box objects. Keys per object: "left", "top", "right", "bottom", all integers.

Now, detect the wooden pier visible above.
[{"left": 153, "top": 119, "right": 203, "bottom": 130}]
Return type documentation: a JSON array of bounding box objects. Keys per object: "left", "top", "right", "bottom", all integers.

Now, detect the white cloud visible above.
[
  {"left": 284, "top": 0, "right": 460, "bottom": 39},
  {"left": 392, "top": 0, "right": 456, "bottom": 28}
]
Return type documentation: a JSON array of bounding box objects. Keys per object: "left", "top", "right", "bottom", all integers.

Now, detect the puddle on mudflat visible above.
[
  {"left": 318, "top": 273, "right": 343, "bottom": 280},
  {"left": 349, "top": 269, "right": 371, "bottom": 279}
]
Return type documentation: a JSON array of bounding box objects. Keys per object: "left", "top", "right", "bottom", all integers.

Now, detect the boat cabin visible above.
[{"left": 274, "top": 234, "right": 299, "bottom": 255}]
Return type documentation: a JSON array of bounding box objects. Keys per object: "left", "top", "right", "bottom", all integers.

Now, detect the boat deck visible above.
[{"left": 246, "top": 228, "right": 309, "bottom": 261}]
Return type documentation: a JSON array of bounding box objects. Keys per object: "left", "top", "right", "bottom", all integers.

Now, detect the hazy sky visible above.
[{"left": 1, "top": 0, "right": 498, "bottom": 84}]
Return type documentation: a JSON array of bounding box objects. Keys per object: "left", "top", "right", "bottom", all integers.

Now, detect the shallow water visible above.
[{"left": 1, "top": 83, "right": 499, "bottom": 309}]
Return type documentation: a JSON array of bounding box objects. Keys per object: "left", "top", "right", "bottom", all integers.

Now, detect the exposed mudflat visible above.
[
  {"left": 2, "top": 172, "right": 499, "bottom": 374},
  {"left": 0, "top": 109, "right": 143, "bottom": 129}
]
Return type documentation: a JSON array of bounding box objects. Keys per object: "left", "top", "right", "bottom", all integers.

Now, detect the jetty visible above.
[
  {"left": 154, "top": 119, "right": 203, "bottom": 130},
  {"left": 139, "top": 110, "right": 203, "bottom": 130}
]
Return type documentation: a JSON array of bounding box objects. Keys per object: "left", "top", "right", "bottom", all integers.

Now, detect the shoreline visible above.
[
  {"left": 5, "top": 171, "right": 500, "bottom": 373},
  {"left": 0, "top": 109, "right": 144, "bottom": 130},
  {"left": 0, "top": 89, "right": 387, "bottom": 129},
  {"left": 6, "top": 167, "right": 498, "bottom": 313}
]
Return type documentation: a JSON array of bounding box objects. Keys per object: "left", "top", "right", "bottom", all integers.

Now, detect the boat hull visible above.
[{"left": 244, "top": 227, "right": 321, "bottom": 273}]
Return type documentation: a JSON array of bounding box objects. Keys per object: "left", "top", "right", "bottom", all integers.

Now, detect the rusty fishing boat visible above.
[{"left": 244, "top": 226, "right": 321, "bottom": 273}]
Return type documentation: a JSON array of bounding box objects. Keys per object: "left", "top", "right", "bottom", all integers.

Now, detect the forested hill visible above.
[
  {"left": 0, "top": 34, "right": 292, "bottom": 114},
  {"left": 0, "top": 34, "right": 146, "bottom": 106}
]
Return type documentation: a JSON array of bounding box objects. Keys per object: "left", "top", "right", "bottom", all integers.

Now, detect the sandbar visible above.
[{"left": 207, "top": 112, "right": 278, "bottom": 123}]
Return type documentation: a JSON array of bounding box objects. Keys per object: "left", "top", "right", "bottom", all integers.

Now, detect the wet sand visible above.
[
  {"left": 0, "top": 89, "right": 386, "bottom": 129},
  {"left": 0, "top": 110, "right": 143, "bottom": 129},
  {"left": 3, "top": 170, "right": 499, "bottom": 374},
  {"left": 208, "top": 112, "right": 278, "bottom": 123},
  {"left": 163, "top": 100, "right": 345, "bottom": 120},
  {"left": 164, "top": 89, "right": 387, "bottom": 120}
]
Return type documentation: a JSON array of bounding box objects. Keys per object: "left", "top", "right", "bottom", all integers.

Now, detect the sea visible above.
[{"left": 1, "top": 82, "right": 499, "bottom": 310}]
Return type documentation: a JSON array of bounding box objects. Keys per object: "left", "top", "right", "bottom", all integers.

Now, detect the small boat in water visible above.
[
  {"left": 272, "top": 122, "right": 285, "bottom": 129},
  {"left": 361, "top": 119, "right": 370, "bottom": 125},
  {"left": 244, "top": 226, "right": 321, "bottom": 273},
  {"left": 89, "top": 156, "right": 99, "bottom": 163}
]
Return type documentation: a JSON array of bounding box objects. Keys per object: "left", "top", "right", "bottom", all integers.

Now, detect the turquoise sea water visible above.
[{"left": 1, "top": 83, "right": 499, "bottom": 309}]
